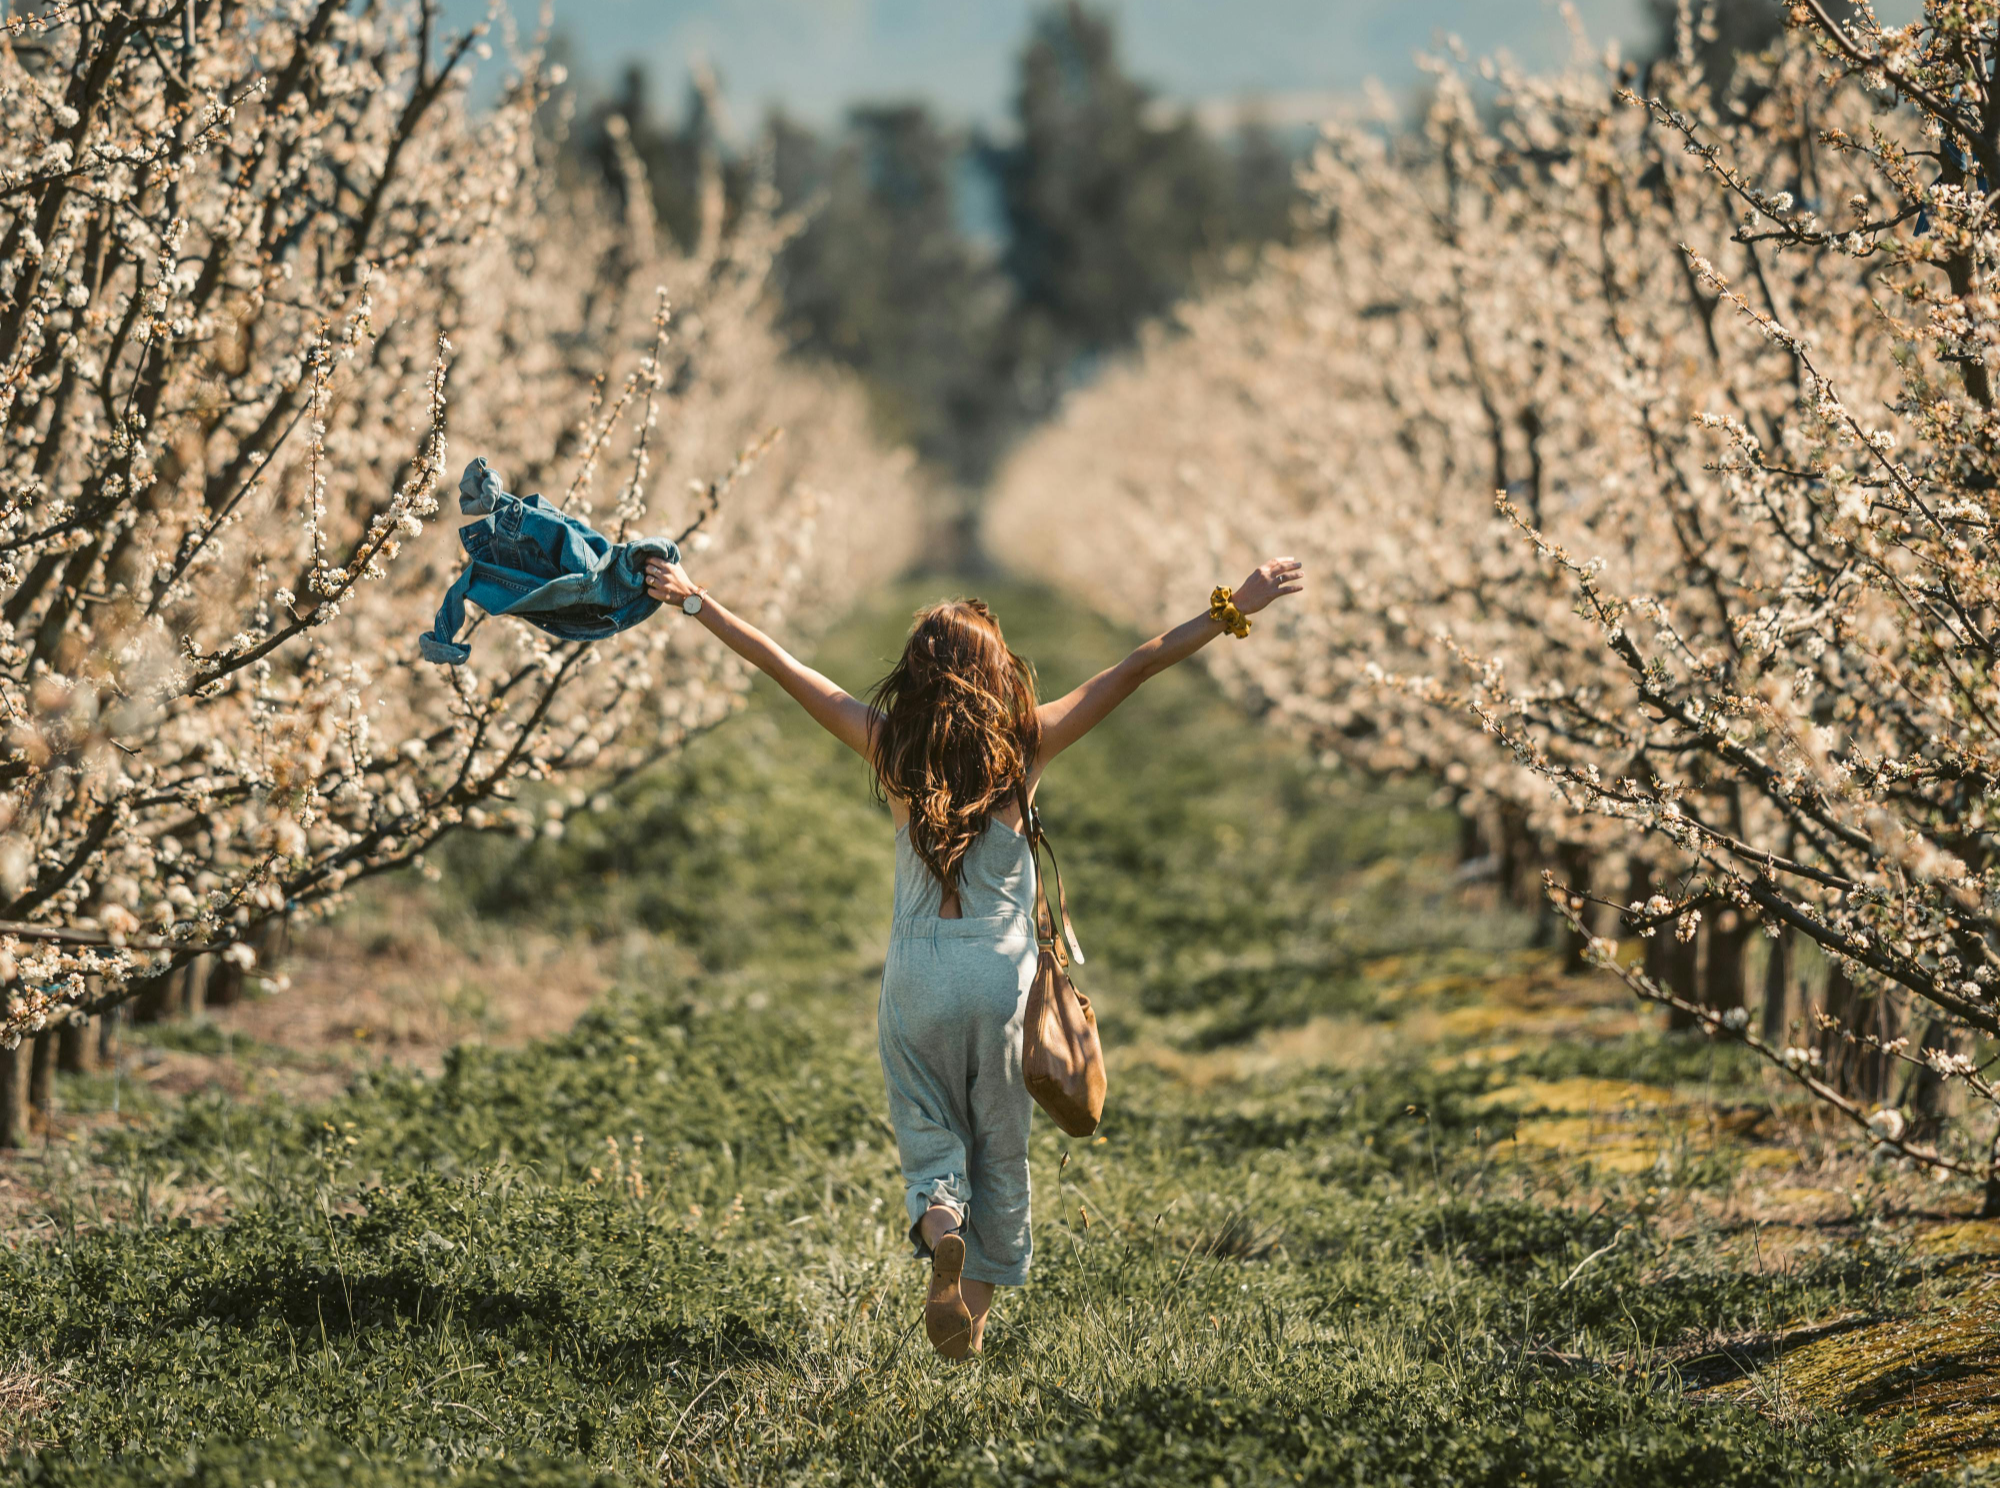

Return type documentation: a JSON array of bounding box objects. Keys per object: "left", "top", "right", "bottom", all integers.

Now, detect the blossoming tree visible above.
[
  {"left": 991, "top": 2, "right": 2000, "bottom": 1210},
  {"left": 0, "top": 1, "right": 918, "bottom": 1139}
]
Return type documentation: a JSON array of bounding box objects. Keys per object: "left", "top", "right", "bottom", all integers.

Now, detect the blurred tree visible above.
[
  {"left": 584, "top": 63, "right": 743, "bottom": 253},
  {"left": 773, "top": 105, "right": 1016, "bottom": 484},
  {"left": 1642, "top": 1, "right": 1787, "bottom": 94},
  {"left": 986, "top": 1, "right": 1233, "bottom": 409},
  {"left": 566, "top": 3, "right": 1302, "bottom": 491},
  {"left": 1228, "top": 115, "right": 1301, "bottom": 251}
]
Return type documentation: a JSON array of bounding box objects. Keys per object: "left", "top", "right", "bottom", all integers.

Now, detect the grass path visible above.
[{"left": 0, "top": 582, "right": 1993, "bottom": 1484}]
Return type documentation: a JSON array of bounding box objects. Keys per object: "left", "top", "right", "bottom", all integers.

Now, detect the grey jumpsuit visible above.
[{"left": 877, "top": 817, "right": 1039, "bottom": 1286}]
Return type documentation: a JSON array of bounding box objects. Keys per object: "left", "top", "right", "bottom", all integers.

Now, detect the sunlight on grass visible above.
[{"left": 0, "top": 584, "right": 1991, "bottom": 1486}]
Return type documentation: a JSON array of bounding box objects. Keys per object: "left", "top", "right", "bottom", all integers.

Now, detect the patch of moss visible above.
[{"left": 1710, "top": 1280, "right": 2000, "bottom": 1475}]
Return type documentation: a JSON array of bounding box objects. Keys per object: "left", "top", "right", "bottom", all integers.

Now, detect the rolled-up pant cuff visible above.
[{"left": 905, "top": 1175, "right": 968, "bottom": 1259}]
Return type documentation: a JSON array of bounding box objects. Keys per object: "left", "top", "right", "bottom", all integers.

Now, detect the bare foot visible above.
[
  {"left": 963, "top": 1277, "right": 995, "bottom": 1352},
  {"left": 925, "top": 1233, "right": 974, "bottom": 1361}
]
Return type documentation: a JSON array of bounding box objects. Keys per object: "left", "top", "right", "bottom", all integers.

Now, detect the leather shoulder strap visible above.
[{"left": 1017, "top": 781, "right": 1085, "bottom": 967}]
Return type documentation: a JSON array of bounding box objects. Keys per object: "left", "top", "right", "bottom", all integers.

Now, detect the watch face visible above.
[{"left": 681, "top": 594, "right": 702, "bottom": 615}]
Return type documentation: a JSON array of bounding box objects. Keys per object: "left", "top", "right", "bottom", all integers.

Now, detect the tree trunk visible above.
[
  {"left": 57, "top": 1016, "right": 93, "bottom": 1075},
  {"left": 1702, "top": 910, "right": 1750, "bottom": 1014},
  {"left": 1819, "top": 962, "right": 1857, "bottom": 1085},
  {"left": 1650, "top": 922, "right": 1700, "bottom": 1031},
  {"left": 60, "top": 975, "right": 100, "bottom": 1074},
  {"left": 1497, "top": 811, "right": 1536, "bottom": 911},
  {"left": 1759, "top": 928, "right": 1790, "bottom": 1043},
  {"left": 1622, "top": 858, "right": 1653, "bottom": 929},
  {"left": 1817, "top": 965, "right": 1897, "bottom": 1103},
  {"left": 1555, "top": 844, "right": 1595, "bottom": 976},
  {"left": 205, "top": 954, "right": 243, "bottom": 1008},
  {"left": 1457, "top": 810, "right": 1482, "bottom": 866},
  {"left": 0, "top": 1041, "right": 26, "bottom": 1149},
  {"left": 1902, "top": 1020, "right": 1953, "bottom": 1139},
  {"left": 1849, "top": 984, "right": 1896, "bottom": 1105},
  {"left": 129, "top": 966, "right": 178, "bottom": 1023},
  {"left": 27, "top": 1031, "right": 53, "bottom": 1129},
  {"left": 1984, "top": 1115, "right": 2000, "bottom": 1220},
  {"left": 259, "top": 913, "right": 291, "bottom": 967}
]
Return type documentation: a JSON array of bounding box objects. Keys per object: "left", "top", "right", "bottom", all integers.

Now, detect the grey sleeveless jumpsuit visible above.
[{"left": 878, "top": 817, "right": 1039, "bottom": 1286}]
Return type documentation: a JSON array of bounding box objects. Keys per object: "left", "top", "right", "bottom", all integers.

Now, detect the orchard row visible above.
[
  {"left": 992, "top": 6, "right": 2000, "bottom": 1208},
  {"left": 0, "top": 1, "right": 920, "bottom": 1137}
]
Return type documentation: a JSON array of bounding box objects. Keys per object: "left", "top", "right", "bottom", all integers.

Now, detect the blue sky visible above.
[{"left": 445, "top": 0, "right": 1667, "bottom": 128}]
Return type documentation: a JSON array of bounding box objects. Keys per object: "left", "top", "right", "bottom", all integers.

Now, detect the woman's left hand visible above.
[
  {"left": 644, "top": 557, "right": 700, "bottom": 607},
  {"left": 1233, "top": 556, "right": 1305, "bottom": 615}
]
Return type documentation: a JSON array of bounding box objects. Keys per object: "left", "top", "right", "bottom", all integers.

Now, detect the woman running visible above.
[{"left": 642, "top": 555, "right": 1305, "bottom": 1359}]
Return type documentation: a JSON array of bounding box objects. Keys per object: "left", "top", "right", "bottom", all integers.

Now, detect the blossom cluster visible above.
[
  {"left": 0, "top": 2, "right": 918, "bottom": 1046},
  {"left": 990, "top": 4, "right": 2000, "bottom": 1193}
]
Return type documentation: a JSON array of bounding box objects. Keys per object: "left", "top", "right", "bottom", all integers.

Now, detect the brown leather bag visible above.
[{"left": 1018, "top": 793, "right": 1106, "bottom": 1137}]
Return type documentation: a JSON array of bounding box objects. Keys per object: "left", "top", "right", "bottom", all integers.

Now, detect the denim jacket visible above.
[{"left": 419, "top": 459, "right": 681, "bottom": 665}]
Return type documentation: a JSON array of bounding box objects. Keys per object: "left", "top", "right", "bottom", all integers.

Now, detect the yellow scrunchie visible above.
[{"left": 1209, "top": 585, "right": 1251, "bottom": 639}]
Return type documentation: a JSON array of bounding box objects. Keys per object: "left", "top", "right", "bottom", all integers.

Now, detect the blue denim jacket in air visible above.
[{"left": 419, "top": 459, "right": 681, "bottom": 665}]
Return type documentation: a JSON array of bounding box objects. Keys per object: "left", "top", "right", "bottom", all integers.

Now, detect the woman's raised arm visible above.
[
  {"left": 643, "top": 557, "right": 877, "bottom": 759},
  {"left": 1035, "top": 557, "right": 1304, "bottom": 769}
]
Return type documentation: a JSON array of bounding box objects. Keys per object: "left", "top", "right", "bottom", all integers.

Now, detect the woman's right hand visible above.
[
  {"left": 1232, "top": 556, "right": 1305, "bottom": 615},
  {"left": 644, "top": 556, "right": 701, "bottom": 608}
]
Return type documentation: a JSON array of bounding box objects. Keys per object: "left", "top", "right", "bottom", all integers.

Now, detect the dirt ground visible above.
[{"left": 0, "top": 888, "right": 629, "bottom": 1237}]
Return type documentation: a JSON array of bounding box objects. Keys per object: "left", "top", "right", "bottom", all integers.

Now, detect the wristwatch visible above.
[{"left": 681, "top": 592, "right": 704, "bottom": 616}]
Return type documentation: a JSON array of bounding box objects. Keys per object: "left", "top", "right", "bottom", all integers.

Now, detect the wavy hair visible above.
[{"left": 868, "top": 599, "right": 1040, "bottom": 895}]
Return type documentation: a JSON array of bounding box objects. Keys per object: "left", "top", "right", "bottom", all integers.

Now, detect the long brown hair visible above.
[{"left": 868, "top": 599, "right": 1041, "bottom": 894}]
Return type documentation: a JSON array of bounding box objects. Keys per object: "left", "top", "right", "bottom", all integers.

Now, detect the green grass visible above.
[{"left": 2, "top": 582, "right": 1983, "bottom": 1486}]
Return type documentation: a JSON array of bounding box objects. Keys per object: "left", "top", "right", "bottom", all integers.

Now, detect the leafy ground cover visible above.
[{"left": 1, "top": 583, "right": 1993, "bottom": 1484}]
